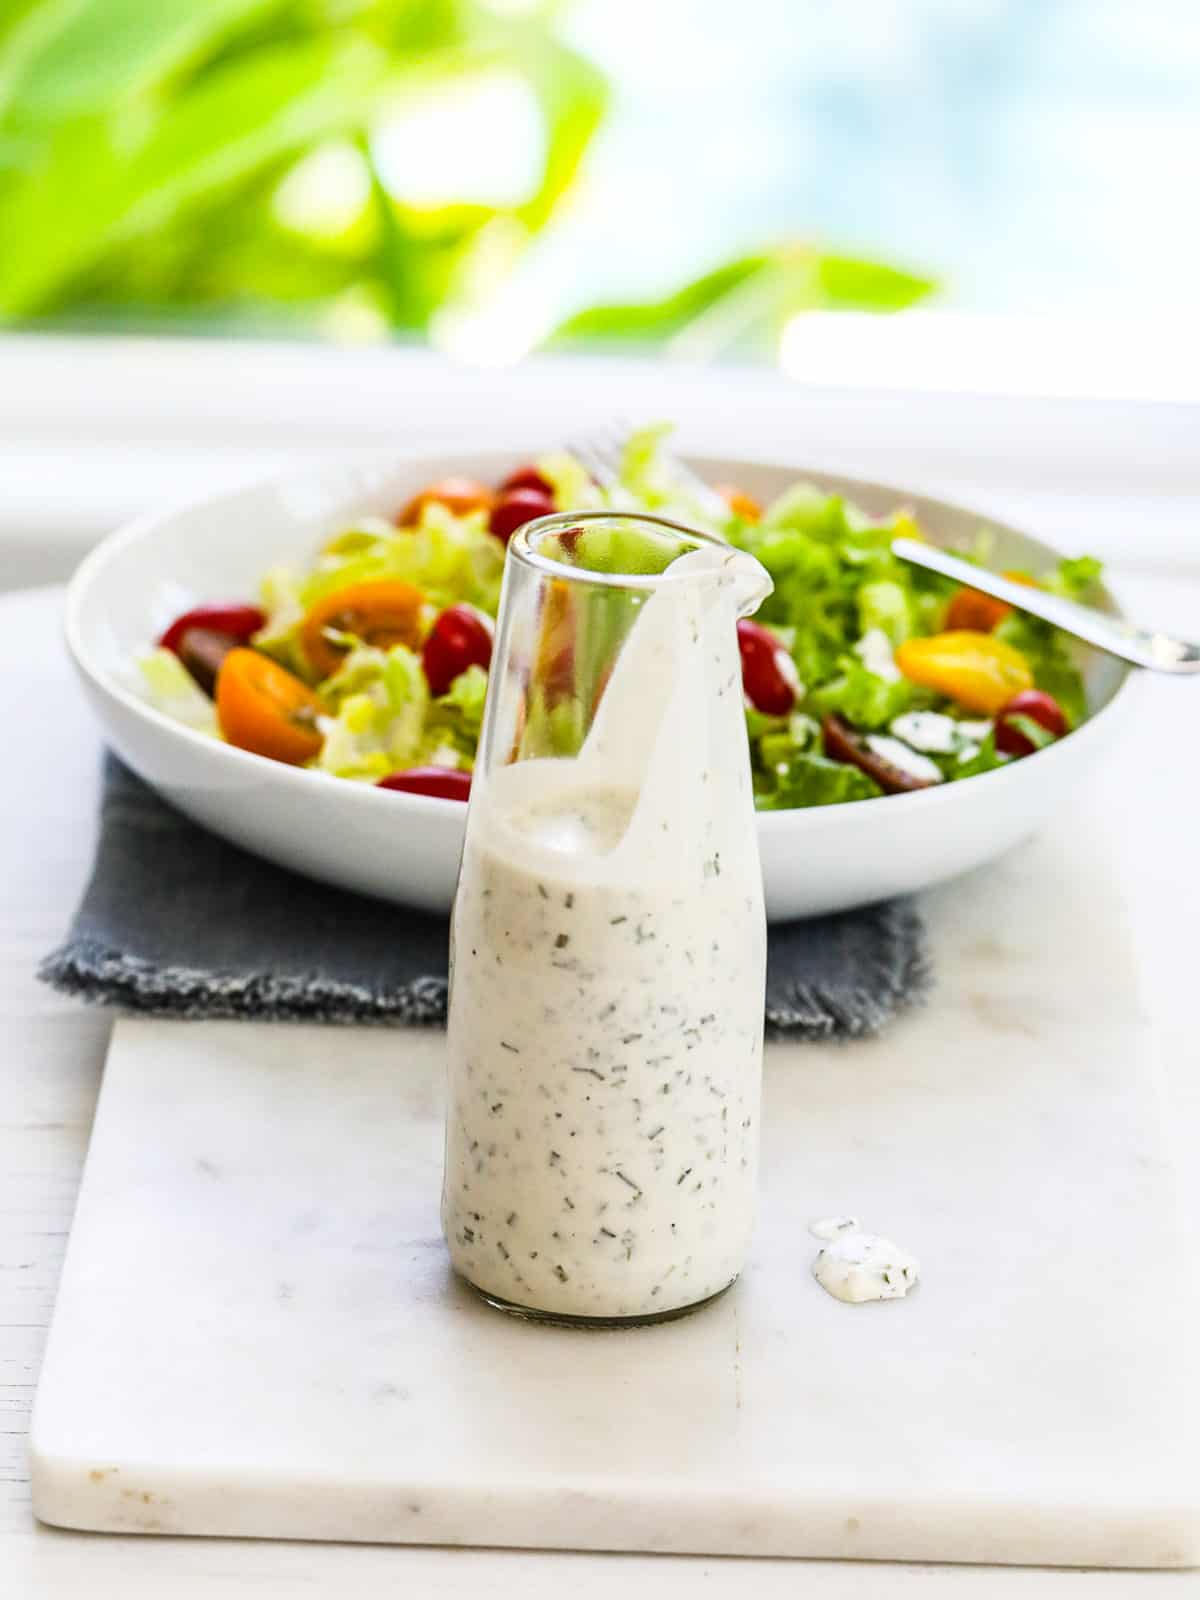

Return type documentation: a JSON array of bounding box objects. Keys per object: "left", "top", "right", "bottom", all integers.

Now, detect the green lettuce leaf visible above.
[
  {"left": 809, "top": 658, "right": 913, "bottom": 730},
  {"left": 426, "top": 663, "right": 489, "bottom": 762},
  {"left": 1044, "top": 554, "right": 1103, "bottom": 601},
  {"left": 755, "top": 750, "right": 882, "bottom": 810},
  {"left": 993, "top": 613, "right": 1089, "bottom": 727},
  {"left": 1003, "top": 713, "right": 1057, "bottom": 751},
  {"left": 299, "top": 506, "right": 504, "bottom": 613},
  {"left": 857, "top": 578, "right": 914, "bottom": 645},
  {"left": 761, "top": 484, "right": 856, "bottom": 542},
  {"left": 732, "top": 495, "right": 955, "bottom": 688},
  {"left": 755, "top": 712, "right": 821, "bottom": 771},
  {"left": 315, "top": 643, "right": 429, "bottom": 779},
  {"left": 252, "top": 563, "right": 309, "bottom": 675},
  {"left": 951, "top": 730, "right": 1008, "bottom": 780},
  {"left": 612, "top": 421, "right": 731, "bottom": 532},
  {"left": 535, "top": 450, "right": 603, "bottom": 512},
  {"left": 136, "top": 647, "right": 221, "bottom": 737},
  {"left": 617, "top": 422, "right": 675, "bottom": 508},
  {"left": 570, "top": 518, "right": 683, "bottom": 577}
]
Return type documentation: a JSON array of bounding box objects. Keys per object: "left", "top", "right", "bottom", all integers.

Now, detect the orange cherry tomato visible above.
[
  {"left": 397, "top": 477, "right": 493, "bottom": 527},
  {"left": 216, "top": 649, "right": 323, "bottom": 766},
  {"left": 301, "top": 579, "right": 425, "bottom": 680},
  {"left": 895, "top": 630, "right": 1033, "bottom": 715},
  {"left": 945, "top": 589, "right": 1010, "bottom": 633},
  {"left": 507, "top": 692, "right": 528, "bottom": 764},
  {"left": 591, "top": 660, "right": 614, "bottom": 718},
  {"left": 535, "top": 578, "right": 576, "bottom": 705},
  {"left": 944, "top": 571, "right": 1038, "bottom": 633},
  {"left": 714, "top": 483, "right": 763, "bottom": 522}
]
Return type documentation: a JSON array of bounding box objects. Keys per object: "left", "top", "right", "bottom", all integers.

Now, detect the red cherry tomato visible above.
[
  {"left": 736, "top": 618, "right": 798, "bottom": 715},
  {"left": 422, "top": 604, "right": 494, "bottom": 696},
  {"left": 376, "top": 767, "right": 472, "bottom": 801},
  {"left": 499, "top": 464, "right": 553, "bottom": 498},
  {"left": 995, "top": 688, "right": 1068, "bottom": 758},
  {"left": 489, "top": 487, "right": 555, "bottom": 544},
  {"left": 159, "top": 603, "right": 265, "bottom": 656}
]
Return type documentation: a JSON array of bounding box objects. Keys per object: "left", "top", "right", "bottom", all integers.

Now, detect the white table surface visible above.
[{"left": 3, "top": 549, "right": 1200, "bottom": 1596}]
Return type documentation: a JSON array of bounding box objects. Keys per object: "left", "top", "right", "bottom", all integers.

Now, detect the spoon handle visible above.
[{"left": 891, "top": 538, "right": 1200, "bottom": 674}]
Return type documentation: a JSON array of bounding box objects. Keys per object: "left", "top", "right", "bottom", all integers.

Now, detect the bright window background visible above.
[
  {"left": 526, "top": 0, "right": 1200, "bottom": 321},
  {"left": 3, "top": 0, "right": 1197, "bottom": 357},
  {"left": 2, "top": 2, "right": 1198, "bottom": 580}
]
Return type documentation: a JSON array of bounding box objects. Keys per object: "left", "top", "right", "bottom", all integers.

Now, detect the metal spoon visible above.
[{"left": 892, "top": 537, "right": 1200, "bottom": 673}]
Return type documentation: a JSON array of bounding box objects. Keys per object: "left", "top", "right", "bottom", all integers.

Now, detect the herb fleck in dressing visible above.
[
  {"left": 442, "top": 543, "right": 769, "bottom": 1322},
  {"left": 809, "top": 1217, "right": 920, "bottom": 1304}
]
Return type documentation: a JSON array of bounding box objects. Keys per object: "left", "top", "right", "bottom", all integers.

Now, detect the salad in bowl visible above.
[{"left": 137, "top": 426, "right": 1102, "bottom": 811}]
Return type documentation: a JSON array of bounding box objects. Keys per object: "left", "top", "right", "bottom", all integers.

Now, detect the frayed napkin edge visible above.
[
  {"left": 41, "top": 896, "right": 932, "bottom": 1041},
  {"left": 764, "top": 901, "right": 933, "bottom": 1040},
  {"left": 38, "top": 938, "right": 449, "bottom": 1027}
]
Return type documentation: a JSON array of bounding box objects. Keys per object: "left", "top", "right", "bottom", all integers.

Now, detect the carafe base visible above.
[{"left": 459, "top": 1273, "right": 739, "bottom": 1329}]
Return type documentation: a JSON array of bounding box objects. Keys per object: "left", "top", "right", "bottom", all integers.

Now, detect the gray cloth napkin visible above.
[{"left": 39, "top": 755, "right": 930, "bottom": 1040}]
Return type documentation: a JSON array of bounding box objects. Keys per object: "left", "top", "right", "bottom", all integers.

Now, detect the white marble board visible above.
[{"left": 29, "top": 819, "right": 1200, "bottom": 1567}]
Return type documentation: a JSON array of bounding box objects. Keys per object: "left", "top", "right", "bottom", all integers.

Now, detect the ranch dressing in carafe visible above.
[{"left": 442, "top": 540, "right": 772, "bottom": 1323}]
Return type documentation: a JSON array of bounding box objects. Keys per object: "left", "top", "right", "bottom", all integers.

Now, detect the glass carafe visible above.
[{"left": 442, "top": 512, "right": 773, "bottom": 1325}]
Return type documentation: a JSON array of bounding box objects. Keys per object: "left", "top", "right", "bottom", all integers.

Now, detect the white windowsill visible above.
[{"left": 1, "top": 328, "right": 1197, "bottom": 588}]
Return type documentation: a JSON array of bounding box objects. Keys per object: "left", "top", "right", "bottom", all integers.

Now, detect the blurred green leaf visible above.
[
  {"left": 0, "top": 0, "right": 935, "bottom": 353},
  {"left": 363, "top": 137, "right": 468, "bottom": 329},
  {"left": 74, "top": 183, "right": 369, "bottom": 316},
  {"left": 0, "top": 33, "right": 392, "bottom": 313},
  {"left": 815, "top": 254, "right": 936, "bottom": 311},
  {"left": 553, "top": 254, "right": 770, "bottom": 344},
  {"left": 0, "top": 0, "right": 81, "bottom": 111},
  {"left": 553, "top": 245, "right": 935, "bottom": 359},
  {"left": 0, "top": 0, "right": 290, "bottom": 125},
  {"left": 0, "top": 0, "right": 55, "bottom": 45},
  {"left": 120, "top": 36, "right": 390, "bottom": 230},
  {"left": 508, "top": 28, "right": 606, "bottom": 230}
]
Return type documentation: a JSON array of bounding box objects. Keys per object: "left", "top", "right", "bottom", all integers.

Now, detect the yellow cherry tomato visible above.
[{"left": 895, "top": 630, "right": 1033, "bottom": 715}]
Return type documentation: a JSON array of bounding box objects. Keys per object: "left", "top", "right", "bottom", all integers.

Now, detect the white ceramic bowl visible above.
[{"left": 65, "top": 449, "right": 1133, "bottom": 921}]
